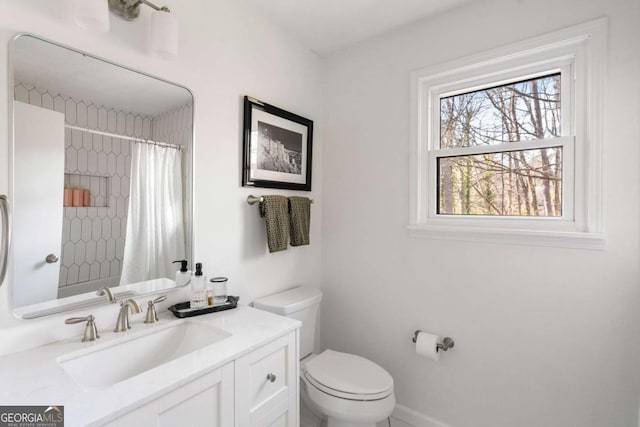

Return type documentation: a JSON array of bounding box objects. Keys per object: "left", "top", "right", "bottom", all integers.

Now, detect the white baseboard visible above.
[{"left": 391, "top": 404, "right": 451, "bottom": 427}]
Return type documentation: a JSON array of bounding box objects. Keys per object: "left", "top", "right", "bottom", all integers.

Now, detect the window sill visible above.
[{"left": 406, "top": 224, "right": 606, "bottom": 250}]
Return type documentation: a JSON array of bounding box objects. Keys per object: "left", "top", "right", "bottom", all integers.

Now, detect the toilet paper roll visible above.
[{"left": 415, "top": 331, "right": 441, "bottom": 361}]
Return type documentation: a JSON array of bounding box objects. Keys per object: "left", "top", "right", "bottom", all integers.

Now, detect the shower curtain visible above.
[{"left": 120, "top": 142, "right": 185, "bottom": 285}]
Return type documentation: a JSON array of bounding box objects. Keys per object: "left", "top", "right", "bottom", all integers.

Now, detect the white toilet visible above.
[{"left": 254, "top": 287, "right": 395, "bottom": 427}]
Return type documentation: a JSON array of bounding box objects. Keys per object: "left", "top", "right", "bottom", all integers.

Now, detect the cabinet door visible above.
[
  {"left": 100, "top": 403, "right": 156, "bottom": 427},
  {"left": 103, "top": 362, "right": 234, "bottom": 427},
  {"left": 157, "top": 363, "right": 234, "bottom": 427},
  {"left": 235, "top": 331, "right": 298, "bottom": 427}
]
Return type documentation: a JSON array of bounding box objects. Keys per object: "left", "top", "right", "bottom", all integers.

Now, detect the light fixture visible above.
[
  {"left": 73, "top": 0, "right": 110, "bottom": 33},
  {"left": 108, "top": 0, "right": 179, "bottom": 58},
  {"left": 149, "top": 7, "right": 178, "bottom": 58}
]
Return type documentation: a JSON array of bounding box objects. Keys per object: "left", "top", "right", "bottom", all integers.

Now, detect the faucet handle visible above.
[
  {"left": 144, "top": 295, "right": 167, "bottom": 324},
  {"left": 153, "top": 295, "right": 167, "bottom": 304},
  {"left": 65, "top": 314, "right": 100, "bottom": 342},
  {"left": 65, "top": 315, "right": 91, "bottom": 324}
]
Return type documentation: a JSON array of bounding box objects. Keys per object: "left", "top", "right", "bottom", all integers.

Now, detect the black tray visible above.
[{"left": 168, "top": 296, "right": 239, "bottom": 318}]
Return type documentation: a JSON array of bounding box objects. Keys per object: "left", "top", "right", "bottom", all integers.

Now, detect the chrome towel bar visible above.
[
  {"left": 0, "top": 195, "right": 10, "bottom": 287},
  {"left": 247, "top": 195, "right": 314, "bottom": 205}
]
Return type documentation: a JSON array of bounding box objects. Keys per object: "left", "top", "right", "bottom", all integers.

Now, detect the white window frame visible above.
[{"left": 408, "top": 19, "right": 607, "bottom": 250}]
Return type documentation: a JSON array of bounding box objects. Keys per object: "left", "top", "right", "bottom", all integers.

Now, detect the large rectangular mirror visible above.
[{"left": 9, "top": 35, "right": 194, "bottom": 318}]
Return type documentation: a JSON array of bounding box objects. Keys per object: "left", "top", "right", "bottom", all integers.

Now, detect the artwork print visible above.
[
  {"left": 242, "top": 96, "right": 313, "bottom": 191},
  {"left": 257, "top": 121, "right": 303, "bottom": 175}
]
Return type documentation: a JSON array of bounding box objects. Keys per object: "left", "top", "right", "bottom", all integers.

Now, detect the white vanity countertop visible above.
[{"left": 0, "top": 305, "right": 300, "bottom": 426}]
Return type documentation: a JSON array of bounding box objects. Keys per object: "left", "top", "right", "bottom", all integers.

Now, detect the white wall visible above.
[
  {"left": 1, "top": 1, "right": 639, "bottom": 425},
  {"left": 321, "top": 0, "right": 640, "bottom": 426},
  {"left": 0, "top": 0, "right": 322, "bottom": 353}
]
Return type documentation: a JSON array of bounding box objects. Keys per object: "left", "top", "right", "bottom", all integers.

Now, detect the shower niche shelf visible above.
[{"left": 64, "top": 173, "right": 110, "bottom": 208}]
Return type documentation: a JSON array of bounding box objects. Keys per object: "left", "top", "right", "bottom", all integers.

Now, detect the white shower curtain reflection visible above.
[{"left": 120, "top": 142, "right": 185, "bottom": 285}]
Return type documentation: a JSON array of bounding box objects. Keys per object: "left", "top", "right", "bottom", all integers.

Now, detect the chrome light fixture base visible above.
[
  {"left": 108, "top": 0, "right": 141, "bottom": 21},
  {"left": 109, "top": 0, "right": 170, "bottom": 21}
]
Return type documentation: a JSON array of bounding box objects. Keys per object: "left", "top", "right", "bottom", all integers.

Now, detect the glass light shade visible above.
[
  {"left": 150, "top": 9, "right": 179, "bottom": 59},
  {"left": 73, "top": 0, "right": 110, "bottom": 33}
]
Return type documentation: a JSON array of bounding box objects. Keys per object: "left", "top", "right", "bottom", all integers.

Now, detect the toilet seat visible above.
[{"left": 303, "top": 349, "right": 394, "bottom": 401}]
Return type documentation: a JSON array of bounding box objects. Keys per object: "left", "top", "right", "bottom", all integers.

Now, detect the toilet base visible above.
[
  {"left": 327, "top": 418, "right": 380, "bottom": 427},
  {"left": 300, "top": 374, "right": 395, "bottom": 427},
  {"left": 300, "top": 393, "right": 323, "bottom": 427},
  {"left": 301, "top": 402, "right": 383, "bottom": 427}
]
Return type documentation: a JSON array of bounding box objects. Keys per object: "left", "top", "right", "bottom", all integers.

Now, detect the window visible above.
[
  {"left": 409, "top": 20, "right": 606, "bottom": 249},
  {"left": 437, "top": 72, "right": 570, "bottom": 218}
]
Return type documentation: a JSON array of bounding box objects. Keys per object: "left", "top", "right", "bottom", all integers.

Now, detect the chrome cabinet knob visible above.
[
  {"left": 266, "top": 373, "right": 276, "bottom": 383},
  {"left": 45, "top": 254, "right": 59, "bottom": 264}
]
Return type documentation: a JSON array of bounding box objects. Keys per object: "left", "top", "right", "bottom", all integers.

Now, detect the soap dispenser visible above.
[
  {"left": 173, "top": 259, "right": 191, "bottom": 287},
  {"left": 190, "top": 263, "right": 207, "bottom": 309}
]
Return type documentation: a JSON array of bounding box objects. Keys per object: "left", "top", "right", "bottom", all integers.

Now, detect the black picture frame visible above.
[{"left": 242, "top": 96, "right": 313, "bottom": 191}]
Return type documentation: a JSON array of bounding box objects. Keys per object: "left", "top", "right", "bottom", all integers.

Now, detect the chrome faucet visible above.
[
  {"left": 97, "top": 287, "right": 116, "bottom": 303},
  {"left": 114, "top": 299, "right": 141, "bottom": 332}
]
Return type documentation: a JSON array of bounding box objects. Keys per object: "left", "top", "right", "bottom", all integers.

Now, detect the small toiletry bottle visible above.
[
  {"left": 206, "top": 281, "right": 214, "bottom": 306},
  {"left": 210, "top": 277, "right": 228, "bottom": 305},
  {"left": 83, "top": 189, "right": 91, "bottom": 207},
  {"left": 190, "top": 263, "right": 207, "bottom": 309},
  {"left": 63, "top": 187, "right": 73, "bottom": 207},
  {"left": 172, "top": 259, "right": 191, "bottom": 287},
  {"left": 72, "top": 187, "right": 83, "bottom": 207}
]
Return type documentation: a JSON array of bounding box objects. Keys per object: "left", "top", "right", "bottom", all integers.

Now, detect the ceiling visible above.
[
  {"left": 12, "top": 2, "right": 474, "bottom": 111},
  {"left": 243, "top": 0, "right": 474, "bottom": 55}
]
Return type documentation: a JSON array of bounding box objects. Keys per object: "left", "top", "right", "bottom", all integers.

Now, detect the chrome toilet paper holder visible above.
[{"left": 412, "top": 330, "right": 455, "bottom": 352}]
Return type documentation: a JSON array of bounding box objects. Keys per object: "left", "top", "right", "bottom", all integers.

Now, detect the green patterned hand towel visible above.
[
  {"left": 259, "top": 195, "right": 289, "bottom": 253},
  {"left": 288, "top": 196, "right": 311, "bottom": 246}
]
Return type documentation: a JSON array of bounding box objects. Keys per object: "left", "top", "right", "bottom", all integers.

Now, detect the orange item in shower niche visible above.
[
  {"left": 63, "top": 187, "right": 72, "bottom": 207},
  {"left": 72, "top": 187, "right": 83, "bottom": 207},
  {"left": 83, "top": 189, "right": 90, "bottom": 207}
]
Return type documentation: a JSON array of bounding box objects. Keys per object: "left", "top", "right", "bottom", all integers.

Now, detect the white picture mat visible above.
[{"left": 250, "top": 108, "right": 308, "bottom": 184}]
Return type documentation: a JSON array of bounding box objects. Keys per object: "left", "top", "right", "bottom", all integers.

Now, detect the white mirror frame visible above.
[{"left": 6, "top": 33, "right": 195, "bottom": 318}]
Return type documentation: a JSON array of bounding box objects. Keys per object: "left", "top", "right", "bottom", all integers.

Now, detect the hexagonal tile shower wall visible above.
[{"left": 14, "top": 82, "right": 192, "bottom": 295}]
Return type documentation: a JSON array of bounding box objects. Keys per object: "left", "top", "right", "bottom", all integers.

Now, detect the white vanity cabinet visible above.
[
  {"left": 235, "top": 332, "right": 298, "bottom": 426},
  {"left": 103, "top": 363, "right": 234, "bottom": 427},
  {"left": 101, "top": 330, "right": 298, "bottom": 427}
]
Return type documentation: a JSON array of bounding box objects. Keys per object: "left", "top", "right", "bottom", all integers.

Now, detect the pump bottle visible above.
[
  {"left": 172, "top": 259, "right": 191, "bottom": 287},
  {"left": 190, "top": 263, "right": 207, "bottom": 309}
]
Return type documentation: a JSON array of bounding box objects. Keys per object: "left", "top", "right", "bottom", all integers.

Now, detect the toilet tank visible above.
[{"left": 253, "top": 287, "right": 322, "bottom": 358}]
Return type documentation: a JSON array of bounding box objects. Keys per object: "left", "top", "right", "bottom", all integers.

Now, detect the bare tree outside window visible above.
[{"left": 438, "top": 73, "right": 562, "bottom": 216}]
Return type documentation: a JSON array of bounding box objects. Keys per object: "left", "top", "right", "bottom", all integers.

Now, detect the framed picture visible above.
[{"left": 242, "top": 96, "right": 313, "bottom": 191}]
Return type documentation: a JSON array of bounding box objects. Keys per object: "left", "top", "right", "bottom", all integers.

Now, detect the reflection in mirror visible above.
[{"left": 10, "top": 35, "right": 193, "bottom": 318}]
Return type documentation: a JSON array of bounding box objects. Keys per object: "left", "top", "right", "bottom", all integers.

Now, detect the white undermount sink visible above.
[{"left": 57, "top": 320, "right": 231, "bottom": 388}]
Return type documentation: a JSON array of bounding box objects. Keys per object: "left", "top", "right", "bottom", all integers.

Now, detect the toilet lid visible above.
[{"left": 304, "top": 350, "right": 393, "bottom": 400}]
